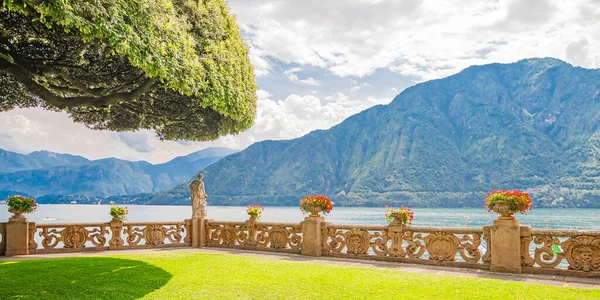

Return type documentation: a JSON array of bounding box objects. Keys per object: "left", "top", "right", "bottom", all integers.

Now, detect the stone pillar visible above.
[
  {"left": 192, "top": 218, "right": 206, "bottom": 247},
  {"left": 301, "top": 216, "right": 324, "bottom": 256},
  {"left": 490, "top": 218, "right": 522, "bottom": 273},
  {"left": 5, "top": 215, "right": 29, "bottom": 256}
]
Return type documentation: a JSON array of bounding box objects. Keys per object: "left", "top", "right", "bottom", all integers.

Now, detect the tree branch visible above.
[{"left": 0, "top": 59, "right": 156, "bottom": 109}]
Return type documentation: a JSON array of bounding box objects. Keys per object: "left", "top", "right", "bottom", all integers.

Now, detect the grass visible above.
[{"left": 0, "top": 251, "right": 598, "bottom": 299}]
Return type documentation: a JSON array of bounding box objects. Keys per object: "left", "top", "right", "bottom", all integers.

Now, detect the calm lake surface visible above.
[{"left": 0, "top": 204, "right": 598, "bottom": 230}]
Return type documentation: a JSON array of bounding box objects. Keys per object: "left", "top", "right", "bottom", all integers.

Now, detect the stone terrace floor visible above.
[{"left": 2, "top": 248, "right": 599, "bottom": 289}]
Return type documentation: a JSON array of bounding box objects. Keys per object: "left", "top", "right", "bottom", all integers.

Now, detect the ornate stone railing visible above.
[
  {"left": 2, "top": 208, "right": 599, "bottom": 279},
  {"left": 206, "top": 219, "right": 303, "bottom": 254},
  {"left": 321, "top": 223, "right": 488, "bottom": 268},
  {"left": 28, "top": 221, "right": 192, "bottom": 254},
  {"left": 520, "top": 228, "right": 600, "bottom": 277}
]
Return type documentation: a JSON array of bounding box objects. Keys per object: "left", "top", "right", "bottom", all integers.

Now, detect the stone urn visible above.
[
  {"left": 389, "top": 212, "right": 408, "bottom": 225},
  {"left": 247, "top": 214, "right": 260, "bottom": 223},
  {"left": 305, "top": 204, "right": 323, "bottom": 217},
  {"left": 111, "top": 216, "right": 125, "bottom": 223},
  {"left": 8, "top": 207, "right": 25, "bottom": 219},
  {"left": 491, "top": 200, "right": 515, "bottom": 220}
]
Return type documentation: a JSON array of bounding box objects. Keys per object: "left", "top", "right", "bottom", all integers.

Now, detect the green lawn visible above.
[{"left": 0, "top": 251, "right": 597, "bottom": 299}]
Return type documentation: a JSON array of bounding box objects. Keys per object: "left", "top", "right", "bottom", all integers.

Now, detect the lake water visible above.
[{"left": 0, "top": 204, "right": 598, "bottom": 230}]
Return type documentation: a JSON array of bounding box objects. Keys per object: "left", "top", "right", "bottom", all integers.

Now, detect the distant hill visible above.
[
  {"left": 118, "top": 58, "right": 600, "bottom": 208},
  {"left": 0, "top": 149, "right": 89, "bottom": 173},
  {"left": 0, "top": 147, "right": 236, "bottom": 198}
]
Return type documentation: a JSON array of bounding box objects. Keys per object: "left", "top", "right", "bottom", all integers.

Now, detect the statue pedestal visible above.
[
  {"left": 301, "top": 216, "right": 324, "bottom": 256},
  {"left": 490, "top": 218, "right": 522, "bottom": 273},
  {"left": 192, "top": 218, "right": 206, "bottom": 247},
  {"left": 6, "top": 216, "right": 29, "bottom": 256}
]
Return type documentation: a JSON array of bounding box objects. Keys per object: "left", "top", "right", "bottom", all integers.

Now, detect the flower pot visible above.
[
  {"left": 111, "top": 216, "right": 125, "bottom": 223},
  {"left": 305, "top": 204, "right": 323, "bottom": 217},
  {"left": 492, "top": 200, "right": 515, "bottom": 220},
  {"left": 8, "top": 207, "right": 24, "bottom": 219},
  {"left": 389, "top": 212, "right": 407, "bottom": 225},
  {"left": 247, "top": 214, "right": 260, "bottom": 222}
]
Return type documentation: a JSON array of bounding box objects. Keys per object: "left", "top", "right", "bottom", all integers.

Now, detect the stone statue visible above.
[{"left": 189, "top": 174, "right": 207, "bottom": 219}]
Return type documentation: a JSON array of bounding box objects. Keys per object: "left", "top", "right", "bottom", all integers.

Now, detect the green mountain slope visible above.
[
  {"left": 0, "top": 147, "right": 236, "bottom": 197},
  {"left": 0, "top": 149, "right": 89, "bottom": 173},
  {"left": 132, "top": 58, "right": 600, "bottom": 208}
]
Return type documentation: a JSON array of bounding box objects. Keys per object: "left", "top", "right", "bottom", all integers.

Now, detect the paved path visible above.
[{"left": 2, "top": 247, "right": 599, "bottom": 289}]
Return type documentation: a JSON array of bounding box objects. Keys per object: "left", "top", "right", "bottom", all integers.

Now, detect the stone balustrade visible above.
[
  {"left": 25, "top": 221, "right": 192, "bottom": 254},
  {"left": 321, "top": 224, "right": 487, "bottom": 268},
  {"left": 520, "top": 228, "right": 600, "bottom": 277},
  {"left": 206, "top": 219, "right": 303, "bottom": 254},
  {"left": 2, "top": 211, "right": 599, "bottom": 278}
]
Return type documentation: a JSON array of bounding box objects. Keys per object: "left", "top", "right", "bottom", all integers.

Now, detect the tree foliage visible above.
[{"left": 0, "top": 0, "right": 257, "bottom": 141}]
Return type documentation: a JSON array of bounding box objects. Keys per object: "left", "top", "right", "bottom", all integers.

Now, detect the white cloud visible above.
[
  {"left": 211, "top": 90, "right": 386, "bottom": 145},
  {"left": 350, "top": 82, "right": 370, "bottom": 92},
  {"left": 0, "top": 114, "right": 45, "bottom": 138},
  {"left": 566, "top": 38, "right": 591, "bottom": 67},
  {"left": 113, "top": 132, "right": 155, "bottom": 153},
  {"left": 283, "top": 68, "right": 320, "bottom": 85},
  {"left": 230, "top": 0, "right": 600, "bottom": 80},
  {"left": 247, "top": 43, "right": 271, "bottom": 77}
]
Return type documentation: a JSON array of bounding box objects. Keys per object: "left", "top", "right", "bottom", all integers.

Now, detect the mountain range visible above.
[
  {"left": 0, "top": 149, "right": 89, "bottom": 173},
  {"left": 119, "top": 58, "right": 600, "bottom": 208},
  {"left": 4, "top": 58, "right": 600, "bottom": 208},
  {"left": 0, "top": 147, "right": 236, "bottom": 198}
]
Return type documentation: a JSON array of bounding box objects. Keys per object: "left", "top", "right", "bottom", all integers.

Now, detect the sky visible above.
[{"left": 1, "top": 0, "right": 599, "bottom": 163}]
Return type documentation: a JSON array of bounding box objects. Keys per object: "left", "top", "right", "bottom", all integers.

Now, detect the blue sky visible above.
[{"left": 1, "top": 0, "right": 599, "bottom": 163}]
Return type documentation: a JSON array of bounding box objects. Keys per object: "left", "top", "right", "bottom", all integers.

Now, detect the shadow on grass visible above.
[{"left": 0, "top": 257, "right": 172, "bottom": 299}]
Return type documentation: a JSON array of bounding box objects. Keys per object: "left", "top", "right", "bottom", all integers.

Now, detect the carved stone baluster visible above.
[
  {"left": 109, "top": 221, "right": 124, "bottom": 247},
  {"left": 482, "top": 226, "right": 491, "bottom": 264},
  {"left": 289, "top": 225, "right": 303, "bottom": 250},
  {"left": 246, "top": 217, "right": 258, "bottom": 247},
  {"left": 220, "top": 224, "right": 237, "bottom": 246},
  {"left": 325, "top": 227, "right": 345, "bottom": 253},
  {"left": 269, "top": 226, "right": 291, "bottom": 249},
  {"left": 458, "top": 233, "right": 482, "bottom": 263},
  {"left": 562, "top": 236, "right": 600, "bottom": 272},
  {"left": 424, "top": 232, "right": 459, "bottom": 261},
  {"left": 404, "top": 231, "right": 426, "bottom": 258},
  {"left": 184, "top": 219, "right": 192, "bottom": 246},
  {"left": 533, "top": 235, "right": 563, "bottom": 268},
  {"left": 386, "top": 223, "right": 406, "bottom": 257},
  {"left": 40, "top": 227, "right": 60, "bottom": 249},
  {"left": 61, "top": 225, "right": 89, "bottom": 248},
  {"left": 344, "top": 228, "right": 371, "bottom": 255},
  {"left": 520, "top": 226, "right": 534, "bottom": 267},
  {"left": 321, "top": 224, "right": 331, "bottom": 253},
  {"left": 255, "top": 224, "right": 269, "bottom": 247},
  {"left": 143, "top": 225, "right": 167, "bottom": 246},
  {"left": 28, "top": 222, "right": 38, "bottom": 251},
  {"left": 372, "top": 230, "right": 389, "bottom": 256}
]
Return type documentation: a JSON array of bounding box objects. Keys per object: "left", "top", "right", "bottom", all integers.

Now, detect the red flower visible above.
[
  {"left": 385, "top": 206, "right": 414, "bottom": 225},
  {"left": 485, "top": 189, "right": 532, "bottom": 214},
  {"left": 300, "top": 195, "right": 333, "bottom": 214}
]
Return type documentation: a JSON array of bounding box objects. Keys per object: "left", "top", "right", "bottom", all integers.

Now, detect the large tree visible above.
[{"left": 0, "top": 0, "right": 257, "bottom": 141}]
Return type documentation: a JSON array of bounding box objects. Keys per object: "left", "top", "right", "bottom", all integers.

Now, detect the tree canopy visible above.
[{"left": 0, "top": 0, "right": 257, "bottom": 141}]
